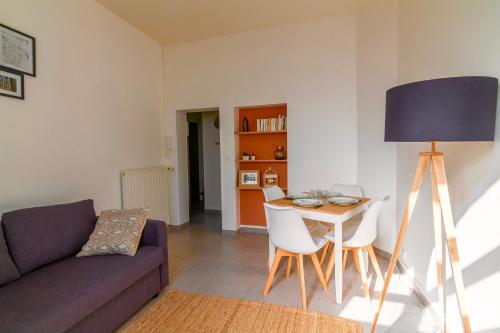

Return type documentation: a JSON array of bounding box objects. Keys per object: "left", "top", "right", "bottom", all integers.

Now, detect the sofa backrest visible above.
[
  {"left": 1, "top": 199, "right": 96, "bottom": 274},
  {"left": 0, "top": 224, "right": 21, "bottom": 286}
]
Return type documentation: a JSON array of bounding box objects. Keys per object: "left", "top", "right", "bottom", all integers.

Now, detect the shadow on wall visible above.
[{"left": 424, "top": 176, "right": 500, "bottom": 332}]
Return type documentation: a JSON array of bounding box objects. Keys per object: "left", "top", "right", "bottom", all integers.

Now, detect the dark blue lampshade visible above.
[{"left": 385, "top": 76, "right": 498, "bottom": 142}]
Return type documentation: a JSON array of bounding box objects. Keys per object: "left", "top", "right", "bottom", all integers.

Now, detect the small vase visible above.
[
  {"left": 242, "top": 117, "right": 249, "bottom": 132},
  {"left": 274, "top": 146, "right": 286, "bottom": 160}
]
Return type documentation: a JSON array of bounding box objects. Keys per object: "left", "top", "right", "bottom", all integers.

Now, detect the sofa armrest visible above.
[{"left": 140, "top": 219, "right": 168, "bottom": 288}]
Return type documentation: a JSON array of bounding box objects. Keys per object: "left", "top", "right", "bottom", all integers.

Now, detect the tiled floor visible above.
[{"left": 165, "top": 210, "right": 439, "bottom": 332}]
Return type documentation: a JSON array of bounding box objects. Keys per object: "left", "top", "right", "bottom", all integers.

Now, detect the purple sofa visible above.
[{"left": 0, "top": 200, "right": 168, "bottom": 333}]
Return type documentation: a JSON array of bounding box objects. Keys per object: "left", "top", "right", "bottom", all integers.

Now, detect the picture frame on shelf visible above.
[
  {"left": 0, "top": 23, "right": 36, "bottom": 77},
  {"left": 0, "top": 68, "right": 24, "bottom": 99},
  {"left": 239, "top": 170, "right": 260, "bottom": 188}
]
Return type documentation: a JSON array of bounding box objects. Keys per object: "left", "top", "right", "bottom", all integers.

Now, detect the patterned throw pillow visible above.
[{"left": 77, "top": 208, "right": 149, "bottom": 257}]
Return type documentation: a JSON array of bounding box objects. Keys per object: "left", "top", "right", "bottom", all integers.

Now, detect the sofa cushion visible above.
[
  {"left": 0, "top": 246, "right": 163, "bottom": 333},
  {"left": 77, "top": 208, "right": 148, "bottom": 257},
  {"left": 0, "top": 225, "right": 20, "bottom": 286},
  {"left": 1, "top": 200, "right": 96, "bottom": 275}
]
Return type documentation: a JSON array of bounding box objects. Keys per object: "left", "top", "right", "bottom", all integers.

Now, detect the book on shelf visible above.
[{"left": 256, "top": 115, "right": 287, "bottom": 132}]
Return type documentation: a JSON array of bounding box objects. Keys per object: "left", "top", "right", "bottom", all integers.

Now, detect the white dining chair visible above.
[
  {"left": 323, "top": 196, "right": 389, "bottom": 300},
  {"left": 262, "top": 185, "right": 321, "bottom": 276},
  {"left": 262, "top": 186, "right": 318, "bottom": 232},
  {"left": 263, "top": 203, "right": 328, "bottom": 310},
  {"left": 319, "top": 183, "right": 365, "bottom": 264},
  {"left": 262, "top": 185, "right": 286, "bottom": 202},
  {"left": 331, "top": 183, "right": 364, "bottom": 197}
]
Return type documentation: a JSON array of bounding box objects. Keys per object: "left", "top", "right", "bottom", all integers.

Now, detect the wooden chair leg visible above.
[
  {"left": 310, "top": 253, "right": 327, "bottom": 289},
  {"left": 357, "top": 248, "right": 370, "bottom": 301},
  {"left": 319, "top": 241, "right": 330, "bottom": 265},
  {"left": 325, "top": 245, "right": 336, "bottom": 282},
  {"left": 352, "top": 249, "right": 361, "bottom": 272},
  {"left": 367, "top": 245, "right": 384, "bottom": 282},
  {"left": 342, "top": 249, "right": 348, "bottom": 271},
  {"left": 297, "top": 254, "right": 307, "bottom": 310},
  {"left": 264, "top": 249, "right": 283, "bottom": 295},
  {"left": 286, "top": 256, "right": 293, "bottom": 277}
]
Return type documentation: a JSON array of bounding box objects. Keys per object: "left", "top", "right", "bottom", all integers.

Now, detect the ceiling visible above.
[{"left": 95, "top": 0, "right": 358, "bottom": 45}]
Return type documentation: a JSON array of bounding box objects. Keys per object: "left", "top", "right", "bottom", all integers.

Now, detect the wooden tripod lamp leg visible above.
[
  {"left": 431, "top": 164, "right": 446, "bottom": 333},
  {"left": 432, "top": 156, "right": 471, "bottom": 333},
  {"left": 370, "top": 155, "right": 430, "bottom": 333}
]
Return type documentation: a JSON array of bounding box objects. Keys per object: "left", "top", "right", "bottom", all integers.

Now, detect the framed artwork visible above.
[
  {"left": 0, "top": 68, "right": 24, "bottom": 99},
  {"left": 239, "top": 170, "right": 260, "bottom": 188},
  {"left": 0, "top": 23, "right": 36, "bottom": 77}
]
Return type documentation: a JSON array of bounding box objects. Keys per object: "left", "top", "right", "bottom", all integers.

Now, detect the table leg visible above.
[
  {"left": 335, "top": 221, "right": 343, "bottom": 303},
  {"left": 268, "top": 237, "right": 275, "bottom": 271}
]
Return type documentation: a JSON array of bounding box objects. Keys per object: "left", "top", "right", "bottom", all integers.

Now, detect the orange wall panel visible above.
[
  {"left": 239, "top": 190, "right": 267, "bottom": 226},
  {"left": 237, "top": 104, "right": 288, "bottom": 228},
  {"left": 239, "top": 134, "right": 287, "bottom": 160},
  {"left": 238, "top": 162, "right": 287, "bottom": 188},
  {"left": 238, "top": 105, "right": 287, "bottom": 132}
]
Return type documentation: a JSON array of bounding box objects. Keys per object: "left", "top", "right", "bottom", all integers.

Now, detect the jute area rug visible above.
[{"left": 119, "top": 289, "right": 362, "bottom": 332}]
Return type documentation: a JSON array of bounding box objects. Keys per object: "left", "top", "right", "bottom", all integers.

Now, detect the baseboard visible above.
[
  {"left": 222, "top": 229, "right": 237, "bottom": 235},
  {"left": 169, "top": 220, "right": 190, "bottom": 230},
  {"left": 239, "top": 225, "right": 268, "bottom": 234},
  {"left": 373, "top": 247, "right": 433, "bottom": 311}
]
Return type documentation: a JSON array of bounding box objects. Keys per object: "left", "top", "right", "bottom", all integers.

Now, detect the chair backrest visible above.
[
  {"left": 345, "top": 196, "right": 390, "bottom": 247},
  {"left": 262, "top": 186, "right": 285, "bottom": 202},
  {"left": 264, "top": 203, "right": 319, "bottom": 254},
  {"left": 331, "top": 183, "right": 364, "bottom": 197}
]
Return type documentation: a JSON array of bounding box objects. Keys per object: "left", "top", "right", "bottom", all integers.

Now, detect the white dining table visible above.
[{"left": 266, "top": 197, "right": 371, "bottom": 304}]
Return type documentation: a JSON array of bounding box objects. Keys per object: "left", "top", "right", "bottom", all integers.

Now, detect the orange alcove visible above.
[{"left": 236, "top": 104, "right": 288, "bottom": 227}]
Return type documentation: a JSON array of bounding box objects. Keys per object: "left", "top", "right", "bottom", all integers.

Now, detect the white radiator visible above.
[{"left": 121, "top": 166, "right": 171, "bottom": 224}]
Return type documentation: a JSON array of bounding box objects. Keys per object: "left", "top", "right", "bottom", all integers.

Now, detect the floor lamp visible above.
[{"left": 371, "top": 76, "right": 498, "bottom": 333}]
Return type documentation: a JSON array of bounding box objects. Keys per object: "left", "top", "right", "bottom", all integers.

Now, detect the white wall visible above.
[
  {"left": 0, "top": 0, "right": 163, "bottom": 214},
  {"left": 356, "top": 0, "right": 398, "bottom": 252},
  {"left": 164, "top": 16, "right": 358, "bottom": 229},
  {"left": 202, "top": 111, "right": 222, "bottom": 211},
  {"left": 397, "top": 1, "right": 500, "bottom": 331}
]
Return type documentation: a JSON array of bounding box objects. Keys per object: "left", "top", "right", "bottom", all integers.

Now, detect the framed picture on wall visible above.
[
  {"left": 239, "top": 170, "right": 260, "bottom": 188},
  {"left": 0, "top": 68, "right": 24, "bottom": 99},
  {"left": 0, "top": 23, "right": 36, "bottom": 77}
]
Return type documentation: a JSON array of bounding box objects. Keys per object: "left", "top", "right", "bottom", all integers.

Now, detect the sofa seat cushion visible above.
[
  {"left": 1, "top": 200, "right": 97, "bottom": 274},
  {"left": 0, "top": 246, "right": 163, "bottom": 333}
]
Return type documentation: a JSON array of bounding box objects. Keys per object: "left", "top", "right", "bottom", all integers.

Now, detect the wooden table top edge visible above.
[{"left": 267, "top": 197, "right": 370, "bottom": 215}]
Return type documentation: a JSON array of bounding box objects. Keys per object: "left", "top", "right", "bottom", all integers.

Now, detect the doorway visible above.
[{"left": 185, "top": 109, "right": 222, "bottom": 231}]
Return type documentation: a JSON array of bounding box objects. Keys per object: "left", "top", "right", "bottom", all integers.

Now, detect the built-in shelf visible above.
[
  {"left": 236, "top": 130, "right": 287, "bottom": 136},
  {"left": 238, "top": 159, "right": 287, "bottom": 163},
  {"left": 236, "top": 104, "right": 288, "bottom": 227},
  {"left": 237, "top": 186, "right": 287, "bottom": 191}
]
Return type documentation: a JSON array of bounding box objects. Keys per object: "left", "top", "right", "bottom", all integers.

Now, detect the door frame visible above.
[{"left": 176, "top": 107, "right": 222, "bottom": 225}]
